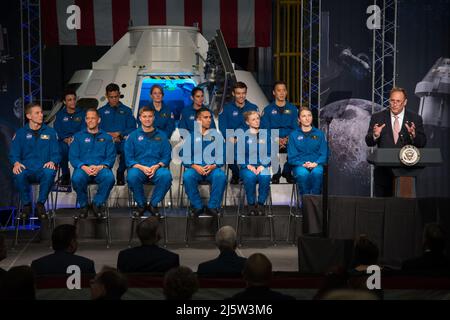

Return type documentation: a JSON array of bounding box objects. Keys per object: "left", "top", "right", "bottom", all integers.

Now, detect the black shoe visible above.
[
  {"left": 36, "top": 202, "right": 48, "bottom": 220},
  {"left": 92, "top": 203, "right": 106, "bottom": 219},
  {"left": 271, "top": 176, "right": 280, "bottom": 184},
  {"left": 59, "top": 174, "right": 71, "bottom": 186},
  {"left": 147, "top": 204, "right": 160, "bottom": 218},
  {"left": 205, "top": 207, "right": 219, "bottom": 217},
  {"left": 134, "top": 205, "right": 146, "bottom": 218},
  {"left": 116, "top": 173, "right": 125, "bottom": 186},
  {"left": 192, "top": 208, "right": 204, "bottom": 217},
  {"left": 247, "top": 205, "right": 257, "bottom": 216},
  {"left": 21, "top": 203, "right": 32, "bottom": 219},
  {"left": 230, "top": 176, "right": 240, "bottom": 185},
  {"left": 283, "top": 173, "right": 295, "bottom": 184},
  {"left": 256, "top": 204, "right": 266, "bottom": 216},
  {"left": 79, "top": 206, "right": 90, "bottom": 219}
]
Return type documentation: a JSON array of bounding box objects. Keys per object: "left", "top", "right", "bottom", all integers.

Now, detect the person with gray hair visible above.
[
  {"left": 197, "top": 226, "right": 247, "bottom": 277},
  {"left": 117, "top": 217, "right": 179, "bottom": 273}
]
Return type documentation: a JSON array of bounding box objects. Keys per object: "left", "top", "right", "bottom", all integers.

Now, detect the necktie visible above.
[{"left": 393, "top": 115, "right": 400, "bottom": 144}]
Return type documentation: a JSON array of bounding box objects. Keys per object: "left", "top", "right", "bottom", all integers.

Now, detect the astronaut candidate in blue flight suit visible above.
[
  {"left": 178, "top": 87, "right": 216, "bottom": 133},
  {"left": 288, "top": 106, "right": 328, "bottom": 195},
  {"left": 9, "top": 102, "right": 61, "bottom": 220},
  {"left": 125, "top": 106, "right": 172, "bottom": 217}
]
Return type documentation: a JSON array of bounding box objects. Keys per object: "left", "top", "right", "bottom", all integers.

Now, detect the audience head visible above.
[
  {"left": 136, "top": 217, "right": 161, "bottom": 246},
  {"left": 163, "top": 266, "right": 199, "bottom": 300},
  {"left": 0, "top": 233, "right": 6, "bottom": 262},
  {"left": 90, "top": 266, "right": 128, "bottom": 300},
  {"left": 352, "top": 235, "right": 379, "bottom": 267},
  {"left": 215, "top": 226, "right": 237, "bottom": 252},
  {"left": 423, "top": 223, "right": 446, "bottom": 253},
  {"left": 0, "top": 266, "right": 36, "bottom": 300},
  {"left": 52, "top": 224, "right": 78, "bottom": 253},
  {"left": 243, "top": 253, "right": 272, "bottom": 287},
  {"left": 320, "top": 289, "right": 379, "bottom": 300}
]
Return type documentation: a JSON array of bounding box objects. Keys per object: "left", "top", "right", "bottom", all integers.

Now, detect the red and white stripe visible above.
[{"left": 41, "top": 0, "right": 272, "bottom": 48}]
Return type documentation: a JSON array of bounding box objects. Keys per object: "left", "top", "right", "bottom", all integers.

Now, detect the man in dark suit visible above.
[
  {"left": 365, "top": 87, "right": 427, "bottom": 197},
  {"left": 197, "top": 226, "right": 246, "bottom": 277},
  {"left": 31, "top": 224, "right": 95, "bottom": 276},
  {"left": 117, "top": 217, "right": 179, "bottom": 273},
  {"left": 402, "top": 223, "right": 450, "bottom": 276},
  {"left": 227, "top": 253, "right": 295, "bottom": 300}
]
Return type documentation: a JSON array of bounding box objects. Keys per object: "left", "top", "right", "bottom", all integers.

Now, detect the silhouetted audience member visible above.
[
  {"left": 163, "top": 266, "right": 199, "bottom": 300},
  {"left": 402, "top": 223, "right": 450, "bottom": 276},
  {"left": 0, "top": 234, "right": 7, "bottom": 278},
  {"left": 320, "top": 289, "right": 379, "bottom": 300},
  {"left": 117, "top": 217, "right": 179, "bottom": 273},
  {"left": 31, "top": 224, "right": 95, "bottom": 276},
  {"left": 228, "top": 253, "right": 295, "bottom": 300},
  {"left": 90, "top": 266, "right": 128, "bottom": 300},
  {"left": 197, "top": 226, "right": 246, "bottom": 277},
  {"left": 313, "top": 266, "right": 349, "bottom": 300},
  {"left": 348, "top": 235, "right": 379, "bottom": 276},
  {"left": 0, "top": 266, "right": 36, "bottom": 300}
]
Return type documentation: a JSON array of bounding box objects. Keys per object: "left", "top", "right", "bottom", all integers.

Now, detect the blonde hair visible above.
[{"left": 243, "top": 110, "right": 260, "bottom": 122}]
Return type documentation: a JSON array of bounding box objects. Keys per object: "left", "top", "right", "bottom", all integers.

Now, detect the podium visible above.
[{"left": 367, "top": 148, "right": 442, "bottom": 198}]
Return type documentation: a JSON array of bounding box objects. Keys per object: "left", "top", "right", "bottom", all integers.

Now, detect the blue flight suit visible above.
[
  {"left": 53, "top": 106, "right": 86, "bottom": 178},
  {"left": 178, "top": 105, "right": 216, "bottom": 133},
  {"left": 98, "top": 102, "right": 137, "bottom": 177},
  {"left": 9, "top": 124, "right": 61, "bottom": 205},
  {"left": 239, "top": 131, "right": 272, "bottom": 206},
  {"left": 69, "top": 129, "right": 116, "bottom": 208},
  {"left": 137, "top": 102, "right": 176, "bottom": 139},
  {"left": 219, "top": 100, "right": 259, "bottom": 180},
  {"left": 261, "top": 102, "right": 298, "bottom": 179},
  {"left": 125, "top": 128, "right": 172, "bottom": 208},
  {"left": 288, "top": 127, "right": 328, "bottom": 195},
  {"left": 182, "top": 129, "right": 226, "bottom": 210}
]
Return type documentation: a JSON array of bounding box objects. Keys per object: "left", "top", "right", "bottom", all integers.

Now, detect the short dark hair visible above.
[
  {"left": 163, "top": 266, "right": 199, "bottom": 300},
  {"left": 423, "top": 223, "right": 446, "bottom": 253},
  {"left": 94, "top": 267, "right": 128, "bottom": 300},
  {"left": 139, "top": 106, "right": 155, "bottom": 116},
  {"left": 233, "top": 81, "right": 247, "bottom": 91},
  {"left": 106, "top": 83, "right": 120, "bottom": 94},
  {"left": 195, "top": 107, "right": 211, "bottom": 119},
  {"left": 272, "top": 81, "right": 287, "bottom": 92},
  {"left": 191, "top": 87, "right": 203, "bottom": 97},
  {"left": 243, "top": 253, "right": 272, "bottom": 286},
  {"left": 0, "top": 266, "right": 36, "bottom": 300},
  {"left": 25, "top": 102, "right": 42, "bottom": 115},
  {"left": 62, "top": 88, "right": 77, "bottom": 101},
  {"left": 136, "top": 217, "right": 160, "bottom": 245},
  {"left": 85, "top": 107, "right": 99, "bottom": 117},
  {"left": 51, "top": 224, "right": 77, "bottom": 251},
  {"left": 150, "top": 84, "right": 164, "bottom": 95},
  {"left": 352, "top": 236, "right": 379, "bottom": 266}
]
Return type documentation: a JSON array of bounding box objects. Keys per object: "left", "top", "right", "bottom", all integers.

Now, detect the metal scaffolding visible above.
[
  {"left": 371, "top": 0, "right": 398, "bottom": 109},
  {"left": 21, "top": 0, "right": 42, "bottom": 116}
]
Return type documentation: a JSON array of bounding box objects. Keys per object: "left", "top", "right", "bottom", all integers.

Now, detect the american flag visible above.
[{"left": 41, "top": 0, "right": 272, "bottom": 48}]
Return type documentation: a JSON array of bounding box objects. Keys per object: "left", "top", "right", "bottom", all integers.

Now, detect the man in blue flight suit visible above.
[
  {"left": 98, "top": 83, "right": 137, "bottom": 185},
  {"left": 261, "top": 81, "right": 298, "bottom": 184},
  {"left": 182, "top": 107, "right": 226, "bottom": 217},
  {"left": 9, "top": 102, "right": 61, "bottom": 220},
  {"left": 69, "top": 108, "right": 116, "bottom": 219},
  {"left": 288, "top": 107, "right": 328, "bottom": 195},
  {"left": 137, "top": 84, "right": 176, "bottom": 139},
  {"left": 125, "top": 106, "right": 173, "bottom": 217},
  {"left": 219, "top": 81, "right": 259, "bottom": 185},
  {"left": 178, "top": 87, "right": 216, "bottom": 133},
  {"left": 53, "top": 89, "right": 85, "bottom": 185}
]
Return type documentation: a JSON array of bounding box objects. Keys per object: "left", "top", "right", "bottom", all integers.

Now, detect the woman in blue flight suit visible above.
[
  {"left": 288, "top": 106, "right": 328, "bottom": 195},
  {"left": 137, "top": 84, "right": 176, "bottom": 139},
  {"left": 239, "top": 111, "right": 271, "bottom": 216}
]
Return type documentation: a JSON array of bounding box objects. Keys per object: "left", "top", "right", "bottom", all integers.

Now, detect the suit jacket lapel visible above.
[{"left": 384, "top": 109, "right": 394, "bottom": 145}]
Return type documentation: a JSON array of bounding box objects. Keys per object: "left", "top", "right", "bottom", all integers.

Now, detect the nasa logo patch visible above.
[
  {"left": 298, "top": 136, "right": 304, "bottom": 140},
  {"left": 63, "top": 117, "right": 69, "bottom": 122},
  {"left": 232, "top": 111, "right": 239, "bottom": 116},
  {"left": 271, "top": 109, "right": 277, "bottom": 115},
  {"left": 84, "top": 138, "right": 91, "bottom": 143},
  {"left": 104, "top": 110, "right": 110, "bottom": 115},
  {"left": 190, "top": 115, "right": 195, "bottom": 120},
  {"left": 26, "top": 133, "right": 32, "bottom": 139},
  {"left": 138, "top": 136, "right": 144, "bottom": 141}
]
